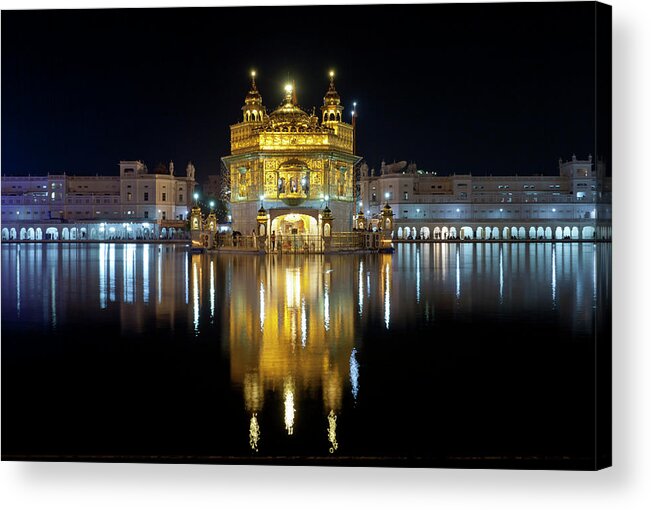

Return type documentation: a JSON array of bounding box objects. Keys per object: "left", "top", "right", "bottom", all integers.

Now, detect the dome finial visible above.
[
  {"left": 329, "top": 70, "right": 335, "bottom": 85},
  {"left": 250, "top": 69, "right": 257, "bottom": 89}
]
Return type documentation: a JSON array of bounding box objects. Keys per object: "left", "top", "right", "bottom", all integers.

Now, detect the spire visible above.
[
  {"left": 242, "top": 69, "right": 266, "bottom": 123},
  {"left": 321, "top": 70, "right": 344, "bottom": 124}
]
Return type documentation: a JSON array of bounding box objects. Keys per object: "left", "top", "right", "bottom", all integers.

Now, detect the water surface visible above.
[{"left": 1, "top": 242, "right": 611, "bottom": 467}]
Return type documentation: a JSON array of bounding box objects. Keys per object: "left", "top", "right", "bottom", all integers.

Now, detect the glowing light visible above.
[
  {"left": 99, "top": 243, "right": 107, "bottom": 309},
  {"left": 193, "top": 260, "right": 199, "bottom": 333},
  {"left": 249, "top": 414, "right": 260, "bottom": 452},
  {"left": 193, "top": 192, "right": 199, "bottom": 200},
  {"left": 329, "top": 70, "right": 334, "bottom": 78},
  {"left": 358, "top": 260, "right": 364, "bottom": 316},
  {"left": 259, "top": 281, "right": 265, "bottom": 331},
  {"left": 210, "top": 260, "right": 215, "bottom": 320},
  {"left": 324, "top": 281, "right": 330, "bottom": 331},
  {"left": 259, "top": 194, "right": 265, "bottom": 202},
  {"left": 353, "top": 101, "right": 357, "bottom": 108},
  {"left": 358, "top": 201, "right": 362, "bottom": 208},
  {"left": 284, "top": 382, "right": 295, "bottom": 435},
  {"left": 209, "top": 200, "right": 215, "bottom": 209},
  {"left": 552, "top": 208, "right": 556, "bottom": 213},
  {"left": 385, "top": 192, "right": 390, "bottom": 199},
  {"left": 284, "top": 83, "right": 293, "bottom": 93},
  {"left": 327, "top": 410, "right": 338, "bottom": 453},
  {"left": 301, "top": 297, "right": 307, "bottom": 348},
  {"left": 499, "top": 245, "right": 504, "bottom": 304},
  {"left": 251, "top": 70, "right": 256, "bottom": 78},
  {"left": 324, "top": 194, "right": 329, "bottom": 202},
  {"left": 456, "top": 208, "right": 460, "bottom": 213},
  {"left": 551, "top": 244, "right": 557, "bottom": 309},
  {"left": 143, "top": 244, "right": 150, "bottom": 304},
  {"left": 350, "top": 348, "right": 360, "bottom": 401},
  {"left": 456, "top": 246, "right": 460, "bottom": 301},
  {"left": 384, "top": 262, "right": 390, "bottom": 329},
  {"left": 416, "top": 247, "right": 421, "bottom": 303}
]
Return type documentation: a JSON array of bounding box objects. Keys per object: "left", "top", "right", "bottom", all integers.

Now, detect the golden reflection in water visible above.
[
  {"left": 327, "top": 410, "right": 338, "bottom": 453},
  {"left": 226, "top": 254, "right": 367, "bottom": 452},
  {"left": 249, "top": 413, "right": 260, "bottom": 452}
]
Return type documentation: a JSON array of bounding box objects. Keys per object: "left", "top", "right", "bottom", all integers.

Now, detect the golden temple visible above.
[{"left": 221, "top": 70, "right": 361, "bottom": 238}]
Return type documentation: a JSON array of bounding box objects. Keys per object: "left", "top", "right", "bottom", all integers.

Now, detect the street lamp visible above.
[
  {"left": 193, "top": 192, "right": 199, "bottom": 205},
  {"left": 209, "top": 200, "right": 215, "bottom": 210}
]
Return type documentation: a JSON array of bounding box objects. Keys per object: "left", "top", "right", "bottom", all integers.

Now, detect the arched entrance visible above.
[{"left": 271, "top": 213, "right": 318, "bottom": 236}]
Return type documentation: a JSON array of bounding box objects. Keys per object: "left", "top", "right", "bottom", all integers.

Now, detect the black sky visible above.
[{"left": 1, "top": 3, "right": 604, "bottom": 181}]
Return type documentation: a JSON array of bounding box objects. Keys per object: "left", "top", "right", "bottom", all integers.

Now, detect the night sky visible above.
[{"left": 2, "top": 3, "right": 606, "bottom": 182}]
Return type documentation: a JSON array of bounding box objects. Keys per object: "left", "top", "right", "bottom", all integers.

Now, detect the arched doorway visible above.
[
  {"left": 10, "top": 228, "right": 17, "bottom": 240},
  {"left": 518, "top": 227, "right": 526, "bottom": 239},
  {"left": 460, "top": 226, "right": 473, "bottom": 240},
  {"left": 582, "top": 226, "right": 595, "bottom": 239},
  {"left": 492, "top": 227, "right": 499, "bottom": 239},
  {"left": 441, "top": 226, "right": 449, "bottom": 240},
  {"left": 2, "top": 228, "right": 9, "bottom": 241},
  {"left": 420, "top": 226, "right": 430, "bottom": 240},
  {"left": 397, "top": 227, "right": 403, "bottom": 239},
  {"left": 27, "top": 227, "right": 35, "bottom": 240},
  {"left": 571, "top": 227, "right": 579, "bottom": 240},
  {"left": 46, "top": 227, "right": 59, "bottom": 240},
  {"left": 545, "top": 227, "right": 552, "bottom": 240},
  {"left": 476, "top": 227, "right": 483, "bottom": 240},
  {"left": 271, "top": 213, "right": 319, "bottom": 236},
  {"left": 449, "top": 227, "right": 457, "bottom": 239},
  {"left": 537, "top": 226, "right": 545, "bottom": 240},
  {"left": 529, "top": 227, "right": 536, "bottom": 240},
  {"left": 433, "top": 226, "right": 441, "bottom": 239},
  {"left": 20, "top": 228, "right": 27, "bottom": 240},
  {"left": 555, "top": 226, "right": 563, "bottom": 240},
  {"left": 62, "top": 227, "right": 70, "bottom": 240}
]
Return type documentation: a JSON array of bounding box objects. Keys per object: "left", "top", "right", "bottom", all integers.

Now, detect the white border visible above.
[{"left": 1, "top": 1, "right": 649, "bottom": 509}]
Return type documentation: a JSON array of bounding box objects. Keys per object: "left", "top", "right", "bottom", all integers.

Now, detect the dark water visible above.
[{"left": 1, "top": 242, "right": 611, "bottom": 468}]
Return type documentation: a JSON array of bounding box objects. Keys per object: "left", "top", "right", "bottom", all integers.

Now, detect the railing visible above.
[
  {"left": 330, "top": 232, "right": 366, "bottom": 250},
  {"left": 215, "top": 233, "right": 259, "bottom": 250},
  {"left": 275, "top": 234, "right": 323, "bottom": 254}
]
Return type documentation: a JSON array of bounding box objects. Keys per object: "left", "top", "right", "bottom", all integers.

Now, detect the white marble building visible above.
[
  {"left": 1, "top": 160, "right": 196, "bottom": 241},
  {"left": 359, "top": 155, "right": 611, "bottom": 240}
]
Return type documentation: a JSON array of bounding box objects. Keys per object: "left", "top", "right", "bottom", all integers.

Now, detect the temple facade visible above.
[{"left": 221, "top": 71, "right": 361, "bottom": 239}]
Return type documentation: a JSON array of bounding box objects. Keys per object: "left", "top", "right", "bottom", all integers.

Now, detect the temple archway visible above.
[{"left": 271, "top": 213, "right": 319, "bottom": 236}]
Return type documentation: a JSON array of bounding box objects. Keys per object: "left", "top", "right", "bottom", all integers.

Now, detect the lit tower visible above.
[
  {"left": 242, "top": 70, "right": 266, "bottom": 123},
  {"left": 321, "top": 70, "right": 344, "bottom": 125}
]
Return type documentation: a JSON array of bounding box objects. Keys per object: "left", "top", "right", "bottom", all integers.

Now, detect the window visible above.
[
  {"left": 144, "top": 211, "right": 149, "bottom": 219},
  {"left": 144, "top": 192, "right": 149, "bottom": 201},
  {"left": 162, "top": 192, "right": 167, "bottom": 202},
  {"left": 179, "top": 194, "right": 183, "bottom": 202},
  {"left": 127, "top": 193, "right": 132, "bottom": 201},
  {"left": 162, "top": 211, "right": 166, "bottom": 220},
  {"left": 403, "top": 192, "right": 409, "bottom": 200}
]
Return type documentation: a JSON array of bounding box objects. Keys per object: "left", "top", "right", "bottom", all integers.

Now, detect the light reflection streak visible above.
[
  {"left": 193, "top": 260, "right": 199, "bottom": 333},
  {"left": 327, "top": 410, "right": 338, "bottom": 453},
  {"left": 499, "top": 245, "right": 504, "bottom": 304},
  {"left": 349, "top": 348, "right": 359, "bottom": 401},
  {"left": 593, "top": 247, "right": 597, "bottom": 309},
  {"left": 210, "top": 259, "right": 215, "bottom": 320},
  {"left": 301, "top": 298, "right": 307, "bottom": 348},
  {"left": 157, "top": 247, "right": 162, "bottom": 304},
  {"left": 259, "top": 281, "right": 265, "bottom": 331},
  {"left": 143, "top": 245, "right": 149, "bottom": 304},
  {"left": 284, "top": 381, "right": 295, "bottom": 435},
  {"left": 416, "top": 248, "right": 421, "bottom": 303},
  {"left": 249, "top": 413, "right": 260, "bottom": 452},
  {"left": 324, "top": 282, "right": 330, "bottom": 331},
  {"left": 109, "top": 244, "right": 115, "bottom": 303},
  {"left": 552, "top": 244, "right": 557, "bottom": 309},
  {"left": 384, "top": 262, "right": 390, "bottom": 329},
  {"left": 16, "top": 246, "right": 20, "bottom": 317},
  {"left": 51, "top": 262, "right": 57, "bottom": 328},
  {"left": 358, "top": 260, "right": 364, "bottom": 316},
  {"left": 124, "top": 244, "right": 135, "bottom": 303},
  {"left": 99, "top": 244, "right": 106, "bottom": 309},
  {"left": 366, "top": 271, "right": 371, "bottom": 298},
  {"left": 184, "top": 253, "right": 189, "bottom": 305},
  {"left": 455, "top": 246, "right": 460, "bottom": 301}
]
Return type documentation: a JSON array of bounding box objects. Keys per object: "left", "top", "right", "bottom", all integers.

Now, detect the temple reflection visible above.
[{"left": 224, "top": 254, "right": 362, "bottom": 453}]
